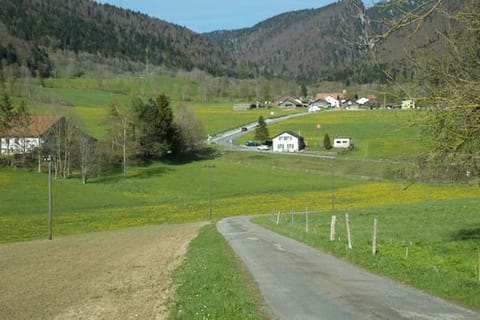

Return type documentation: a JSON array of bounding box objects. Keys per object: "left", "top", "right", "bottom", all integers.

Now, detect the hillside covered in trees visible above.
[
  {"left": 0, "top": 0, "right": 470, "bottom": 84},
  {"left": 0, "top": 0, "right": 239, "bottom": 77}
]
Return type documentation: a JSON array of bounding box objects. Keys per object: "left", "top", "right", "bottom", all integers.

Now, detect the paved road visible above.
[
  {"left": 208, "top": 112, "right": 310, "bottom": 148},
  {"left": 217, "top": 216, "right": 480, "bottom": 320}
]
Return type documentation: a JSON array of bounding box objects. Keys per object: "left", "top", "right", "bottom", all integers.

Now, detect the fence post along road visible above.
[{"left": 217, "top": 216, "right": 480, "bottom": 319}]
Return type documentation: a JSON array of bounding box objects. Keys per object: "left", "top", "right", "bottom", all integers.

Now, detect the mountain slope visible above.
[
  {"left": 206, "top": 0, "right": 366, "bottom": 81},
  {"left": 0, "top": 0, "right": 236, "bottom": 76}
]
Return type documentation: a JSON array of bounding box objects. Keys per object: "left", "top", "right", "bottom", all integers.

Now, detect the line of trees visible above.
[{"left": 1, "top": 93, "right": 205, "bottom": 183}]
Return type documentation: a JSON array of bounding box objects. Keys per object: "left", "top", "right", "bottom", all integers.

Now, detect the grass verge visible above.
[
  {"left": 168, "top": 224, "right": 270, "bottom": 319},
  {"left": 254, "top": 198, "right": 480, "bottom": 311}
]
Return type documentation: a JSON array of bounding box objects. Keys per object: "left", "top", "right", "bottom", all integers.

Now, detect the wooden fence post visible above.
[
  {"left": 372, "top": 218, "right": 378, "bottom": 255},
  {"left": 276, "top": 211, "right": 280, "bottom": 225},
  {"left": 330, "top": 215, "right": 337, "bottom": 241},
  {"left": 346, "top": 213, "right": 352, "bottom": 249}
]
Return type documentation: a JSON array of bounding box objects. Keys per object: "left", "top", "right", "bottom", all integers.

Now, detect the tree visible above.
[
  {"left": 300, "top": 83, "right": 308, "bottom": 97},
  {"left": 323, "top": 133, "right": 332, "bottom": 150},
  {"left": 0, "top": 93, "right": 17, "bottom": 160},
  {"left": 254, "top": 116, "right": 269, "bottom": 143},
  {"left": 104, "top": 99, "right": 138, "bottom": 177},
  {"left": 13, "top": 100, "right": 31, "bottom": 165},
  {"left": 418, "top": 5, "right": 480, "bottom": 179},
  {"left": 174, "top": 106, "right": 204, "bottom": 153},
  {"left": 78, "top": 132, "right": 97, "bottom": 184},
  {"left": 135, "top": 94, "right": 180, "bottom": 159},
  {"left": 375, "top": 1, "right": 480, "bottom": 181}
]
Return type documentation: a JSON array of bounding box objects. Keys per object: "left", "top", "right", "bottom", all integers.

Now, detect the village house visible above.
[
  {"left": 308, "top": 99, "right": 330, "bottom": 112},
  {"left": 277, "top": 96, "right": 303, "bottom": 108},
  {"left": 402, "top": 99, "right": 416, "bottom": 109},
  {"left": 333, "top": 137, "right": 353, "bottom": 149},
  {"left": 315, "top": 92, "right": 345, "bottom": 109},
  {"left": 0, "top": 116, "right": 65, "bottom": 155},
  {"left": 272, "top": 131, "right": 306, "bottom": 153}
]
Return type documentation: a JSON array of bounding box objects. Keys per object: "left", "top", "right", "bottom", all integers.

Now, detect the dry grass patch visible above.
[{"left": 0, "top": 222, "right": 207, "bottom": 320}]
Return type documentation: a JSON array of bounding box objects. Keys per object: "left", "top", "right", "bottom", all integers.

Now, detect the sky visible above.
[{"left": 95, "top": 0, "right": 343, "bottom": 33}]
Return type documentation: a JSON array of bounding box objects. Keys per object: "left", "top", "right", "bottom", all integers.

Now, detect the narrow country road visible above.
[{"left": 217, "top": 216, "right": 479, "bottom": 320}]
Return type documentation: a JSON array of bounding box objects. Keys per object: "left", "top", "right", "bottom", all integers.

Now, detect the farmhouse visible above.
[
  {"left": 402, "top": 99, "right": 416, "bottom": 109},
  {"left": 0, "top": 116, "right": 64, "bottom": 155},
  {"left": 308, "top": 99, "right": 330, "bottom": 112},
  {"left": 233, "top": 104, "right": 251, "bottom": 111},
  {"left": 277, "top": 96, "right": 303, "bottom": 108},
  {"left": 315, "top": 92, "right": 344, "bottom": 109},
  {"left": 272, "top": 131, "right": 306, "bottom": 153},
  {"left": 333, "top": 137, "right": 353, "bottom": 149}
]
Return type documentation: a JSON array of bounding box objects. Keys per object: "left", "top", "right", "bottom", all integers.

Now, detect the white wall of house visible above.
[
  {"left": 273, "top": 132, "right": 300, "bottom": 152},
  {"left": 0, "top": 137, "right": 41, "bottom": 154},
  {"left": 333, "top": 137, "right": 352, "bottom": 149}
]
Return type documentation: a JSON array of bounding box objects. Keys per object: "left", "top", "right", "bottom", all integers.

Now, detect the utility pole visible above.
[{"left": 44, "top": 155, "right": 53, "bottom": 240}]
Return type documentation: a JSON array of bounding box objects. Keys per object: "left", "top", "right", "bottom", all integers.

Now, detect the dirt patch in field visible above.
[{"left": 0, "top": 222, "right": 207, "bottom": 319}]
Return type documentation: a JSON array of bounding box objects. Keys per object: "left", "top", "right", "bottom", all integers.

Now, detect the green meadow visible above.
[
  {"left": 254, "top": 198, "right": 480, "bottom": 309},
  {"left": 241, "top": 109, "right": 426, "bottom": 160},
  {"left": 16, "top": 76, "right": 301, "bottom": 137},
  {"left": 2, "top": 75, "right": 480, "bottom": 313}
]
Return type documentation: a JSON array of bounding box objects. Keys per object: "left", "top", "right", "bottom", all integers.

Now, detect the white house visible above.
[
  {"left": 0, "top": 116, "right": 64, "bottom": 155},
  {"left": 402, "top": 99, "right": 415, "bottom": 109},
  {"left": 333, "top": 137, "right": 353, "bottom": 149},
  {"left": 308, "top": 99, "right": 329, "bottom": 112},
  {"left": 356, "top": 97, "right": 370, "bottom": 105},
  {"left": 272, "top": 131, "right": 306, "bottom": 153}
]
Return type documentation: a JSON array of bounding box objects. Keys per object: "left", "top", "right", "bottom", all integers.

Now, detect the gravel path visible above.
[{"left": 218, "top": 216, "right": 479, "bottom": 320}]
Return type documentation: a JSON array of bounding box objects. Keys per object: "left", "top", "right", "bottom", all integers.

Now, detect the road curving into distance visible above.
[
  {"left": 208, "top": 112, "right": 310, "bottom": 148},
  {"left": 217, "top": 216, "right": 480, "bottom": 320}
]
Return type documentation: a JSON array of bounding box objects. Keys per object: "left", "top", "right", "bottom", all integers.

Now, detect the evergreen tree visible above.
[
  {"left": 254, "top": 116, "right": 269, "bottom": 143},
  {"left": 0, "top": 93, "right": 15, "bottom": 135},
  {"left": 323, "top": 133, "right": 332, "bottom": 150},
  {"left": 134, "top": 94, "right": 180, "bottom": 159}
]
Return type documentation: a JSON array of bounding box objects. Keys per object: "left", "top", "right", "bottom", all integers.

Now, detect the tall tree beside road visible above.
[
  {"left": 364, "top": 0, "right": 480, "bottom": 181},
  {"left": 399, "top": 1, "right": 480, "bottom": 181},
  {"left": 254, "top": 116, "right": 269, "bottom": 143}
]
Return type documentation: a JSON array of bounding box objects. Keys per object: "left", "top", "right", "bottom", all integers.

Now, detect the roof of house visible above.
[
  {"left": 272, "top": 131, "right": 304, "bottom": 140},
  {"left": 3, "top": 116, "right": 63, "bottom": 137},
  {"left": 315, "top": 92, "right": 345, "bottom": 100},
  {"left": 277, "top": 96, "right": 302, "bottom": 105}
]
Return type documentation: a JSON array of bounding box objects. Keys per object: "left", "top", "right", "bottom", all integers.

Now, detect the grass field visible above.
[
  {"left": 254, "top": 198, "right": 480, "bottom": 310},
  {"left": 240, "top": 109, "right": 426, "bottom": 160},
  {"left": 1, "top": 154, "right": 478, "bottom": 243},
  {"left": 13, "top": 76, "right": 302, "bottom": 138},
  {"left": 3, "top": 76, "right": 480, "bottom": 315}
]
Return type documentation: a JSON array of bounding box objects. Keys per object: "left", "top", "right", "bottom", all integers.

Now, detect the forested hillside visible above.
[
  {"left": 206, "top": 1, "right": 364, "bottom": 82},
  {"left": 0, "top": 0, "right": 238, "bottom": 77},
  {"left": 0, "top": 0, "right": 469, "bottom": 84}
]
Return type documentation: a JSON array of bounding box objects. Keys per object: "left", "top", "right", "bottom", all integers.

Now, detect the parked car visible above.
[
  {"left": 257, "top": 145, "right": 269, "bottom": 151},
  {"left": 241, "top": 127, "right": 248, "bottom": 132},
  {"left": 245, "top": 140, "right": 259, "bottom": 146}
]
